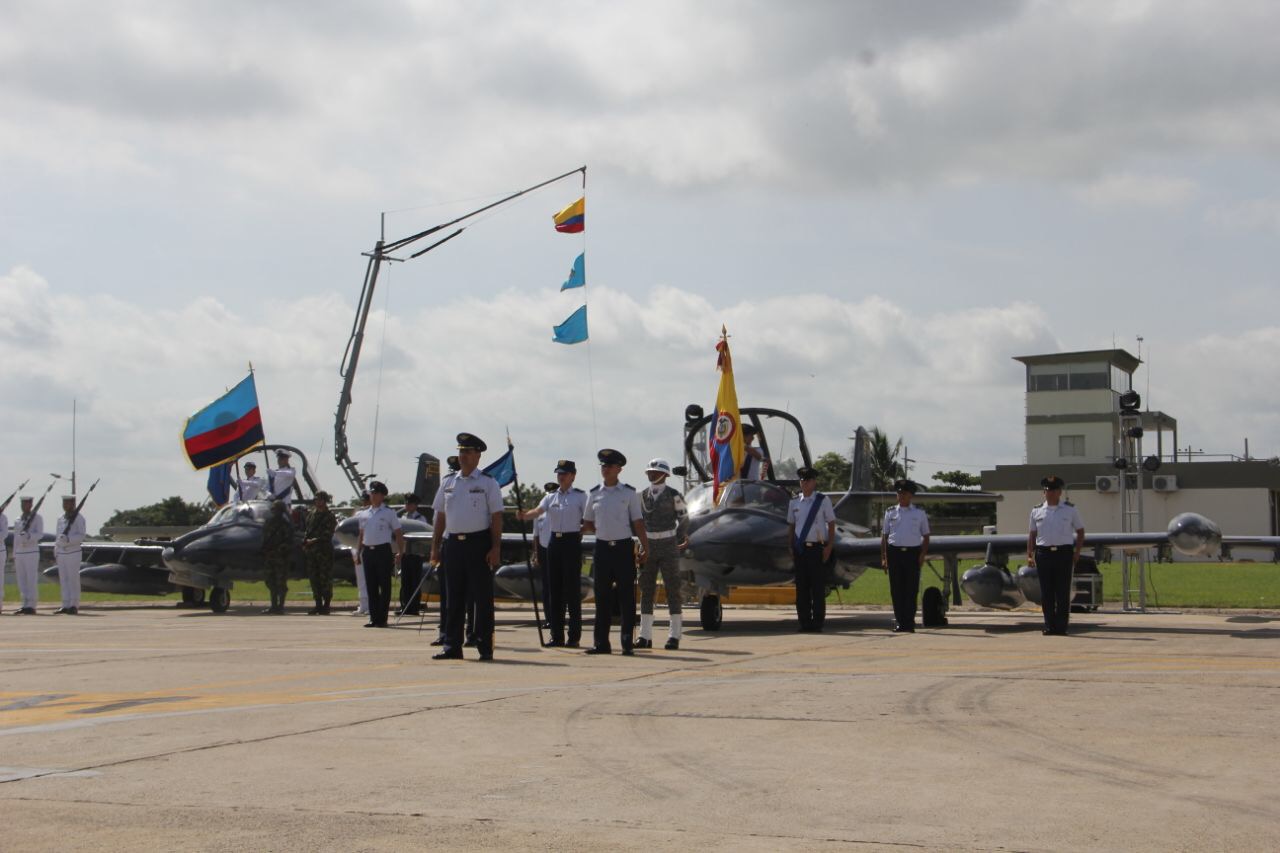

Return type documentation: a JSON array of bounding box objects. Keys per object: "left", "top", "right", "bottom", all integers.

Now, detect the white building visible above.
[{"left": 982, "top": 348, "right": 1279, "bottom": 559}]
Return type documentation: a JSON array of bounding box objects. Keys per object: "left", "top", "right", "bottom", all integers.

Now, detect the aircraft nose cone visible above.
[{"left": 1167, "top": 512, "right": 1222, "bottom": 557}]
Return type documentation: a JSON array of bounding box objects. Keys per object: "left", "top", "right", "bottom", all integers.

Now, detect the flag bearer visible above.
[
  {"left": 518, "top": 461, "right": 588, "bottom": 647},
  {"left": 53, "top": 495, "right": 86, "bottom": 615},
  {"left": 787, "top": 467, "right": 836, "bottom": 632},
  {"left": 881, "top": 479, "right": 930, "bottom": 633},
  {"left": 582, "top": 449, "right": 648, "bottom": 655},
  {"left": 12, "top": 497, "right": 41, "bottom": 614},
  {"left": 431, "top": 434, "right": 503, "bottom": 661},
  {"left": 233, "top": 461, "right": 267, "bottom": 501},
  {"left": 269, "top": 449, "right": 297, "bottom": 506},
  {"left": 636, "top": 458, "right": 689, "bottom": 650}
]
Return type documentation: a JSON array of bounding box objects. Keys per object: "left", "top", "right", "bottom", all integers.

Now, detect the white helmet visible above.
[{"left": 645, "top": 458, "right": 673, "bottom": 476}]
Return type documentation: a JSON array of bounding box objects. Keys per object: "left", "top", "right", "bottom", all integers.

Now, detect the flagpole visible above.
[{"left": 505, "top": 435, "right": 545, "bottom": 647}]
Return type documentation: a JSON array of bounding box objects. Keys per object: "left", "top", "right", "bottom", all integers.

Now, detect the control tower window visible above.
[{"left": 1059, "top": 435, "right": 1085, "bottom": 457}]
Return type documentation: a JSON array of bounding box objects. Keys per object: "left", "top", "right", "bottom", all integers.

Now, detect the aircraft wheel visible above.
[
  {"left": 209, "top": 587, "right": 231, "bottom": 613},
  {"left": 921, "top": 587, "right": 948, "bottom": 627},
  {"left": 700, "top": 594, "right": 722, "bottom": 631},
  {"left": 179, "top": 587, "right": 207, "bottom": 607}
]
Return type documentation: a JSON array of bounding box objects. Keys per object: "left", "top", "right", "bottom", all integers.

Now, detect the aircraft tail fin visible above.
[
  {"left": 833, "top": 426, "right": 874, "bottom": 528},
  {"left": 413, "top": 453, "right": 441, "bottom": 520}
]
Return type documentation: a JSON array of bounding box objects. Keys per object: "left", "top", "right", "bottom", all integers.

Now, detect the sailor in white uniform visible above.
[
  {"left": 233, "top": 461, "right": 267, "bottom": 501},
  {"left": 54, "top": 495, "right": 87, "bottom": 614},
  {"left": 12, "top": 496, "right": 41, "bottom": 614},
  {"left": 268, "top": 450, "right": 297, "bottom": 506}
]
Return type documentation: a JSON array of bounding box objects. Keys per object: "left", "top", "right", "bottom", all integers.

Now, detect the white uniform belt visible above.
[{"left": 647, "top": 529, "right": 677, "bottom": 540}]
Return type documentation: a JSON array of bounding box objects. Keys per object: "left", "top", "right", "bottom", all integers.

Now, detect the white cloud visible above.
[
  {"left": 1072, "top": 173, "right": 1197, "bottom": 208},
  {"left": 1205, "top": 198, "right": 1280, "bottom": 234},
  {"left": 5, "top": 264, "right": 1277, "bottom": 524}
]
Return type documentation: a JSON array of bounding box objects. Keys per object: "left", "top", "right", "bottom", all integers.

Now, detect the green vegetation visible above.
[
  {"left": 825, "top": 560, "right": 1280, "bottom": 609},
  {"left": 103, "top": 496, "right": 213, "bottom": 529},
  {"left": 8, "top": 561, "right": 1276, "bottom": 610}
]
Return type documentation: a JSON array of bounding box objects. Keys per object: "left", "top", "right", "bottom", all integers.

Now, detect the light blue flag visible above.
[
  {"left": 482, "top": 447, "right": 516, "bottom": 488},
  {"left": 561, "top": 253, "right": 585, "bottom": 291},
  {"left": 552, "top": 305, "right": 588, "bottom": 344}
]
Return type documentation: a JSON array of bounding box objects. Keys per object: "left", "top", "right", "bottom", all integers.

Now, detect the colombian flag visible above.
[
  {"left": 553, "top": 197, "right": 585, "bottom": 233},
  {"left": 182, "top": 374, "right": 266, "bottom": 470},
  {"left": 708, "top": 331, "right": 745, "bottom": 503}
]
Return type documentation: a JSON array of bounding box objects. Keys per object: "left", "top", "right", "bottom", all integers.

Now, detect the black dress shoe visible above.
[
  {"left": 621, "top": 647, "right": 634, "bottom": 656},
  {"left": 430, "top": 637, "right": 445, "bottom": 646},
  {"left": 53, "top": 607, "right": 68, "bottom": 615},
  {"left": 463, "top": 638, "right": 477, "bottom": 648},
  {"left": 477, "top": 652, "right": 494, "bottom": 661},
  {"left": 545, "top": 639, "right": 564, "bottom": 647},
  {"left": 1042, "top": 629, "right": 1052, "bottom": 635},
  {"left": 566, "top": 640, "right": 580, "bottom": 649},
  {"left": 665, "top": 638, "right": 680, "bottom": 650},
  {"left": 432, "top": 650, "right": 463, "bottom": 660},
  {"left": 363, "top": 622, "right": 377, "bottom": 628},
  {"left": 634, "top": 637, "right": 652, "bottom": 649},
  {"left": 19, "top": 608, "right": 36, "bottom": 615},
  {"left": 584, "top": 646, "right": 611, "bottom": 655},
  {"left": 66, "top": 607, "right": 79, "bottom": 615},
  {"left": 307, "top": 608, "right": 321, "bottom": 615}
]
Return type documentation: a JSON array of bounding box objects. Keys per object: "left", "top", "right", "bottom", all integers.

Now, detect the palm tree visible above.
[{"left": 867, "top": 427, "right": 905, "bottom": 491}]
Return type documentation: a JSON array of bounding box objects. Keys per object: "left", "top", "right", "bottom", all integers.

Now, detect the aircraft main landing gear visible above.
[
  {"left": 178, "top": 587, "right": 207, "bottom": 608},
  {"left": 209, "top": 587, "right": 231, "bottom": 613},
  {"left": 700, "top": 594, "right": 722, "bottom": 631}
]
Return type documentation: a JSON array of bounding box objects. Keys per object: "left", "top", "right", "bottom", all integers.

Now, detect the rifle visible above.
[
  {"left": 63, "top": 478, "right": 101, "bottom": 529},
  {"left": 0, "top": 478, "right": 30, "bottom": 515},
  {"left": 21, "top": 478, "right": 59, "bottom": 534}
]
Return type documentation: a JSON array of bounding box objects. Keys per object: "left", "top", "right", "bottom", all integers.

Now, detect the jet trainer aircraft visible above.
[
  {"left": 674, "top": 408, "right": 1280, "bottom": 630},
  {"left": 50, "top": 444, "right": 423, "bottom": 611}
]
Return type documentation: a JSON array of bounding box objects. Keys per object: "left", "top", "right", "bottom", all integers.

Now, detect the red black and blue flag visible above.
[{"left": 182, "top": 374, "right": 266, "bottom": 470}]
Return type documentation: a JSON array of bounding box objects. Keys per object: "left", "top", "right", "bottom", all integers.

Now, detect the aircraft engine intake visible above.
[
  {"left": 1166, "top": 512, "right": 1223, "bottom": 558},
  {"left": 960, "top": 563, "right": 1026, "bottom": 610}
]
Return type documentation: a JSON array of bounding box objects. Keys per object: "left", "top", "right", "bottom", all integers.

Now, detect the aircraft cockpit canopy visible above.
[
  {"left": 210, "top": 501, "right": 272, "bottom": 526},
  {"left": 715, "top": 480, "right": 791, "bottom": 516}
]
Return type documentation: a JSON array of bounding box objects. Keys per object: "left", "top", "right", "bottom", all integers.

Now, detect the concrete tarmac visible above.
[{"left": 2, "top": 603, "right": 1278, "bottom": 851}]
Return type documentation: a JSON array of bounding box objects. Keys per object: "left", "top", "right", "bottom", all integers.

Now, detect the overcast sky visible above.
[{"left": 2, "top": 0, "right": 1279, "bottom": 520}]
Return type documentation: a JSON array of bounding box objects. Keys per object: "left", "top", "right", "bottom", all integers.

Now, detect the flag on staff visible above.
[
  {"left": 561, "top": 253, "right": 585, "bottom": 290},
  {"left": 708, "top": 329, "right": 745, "bottom": 502},
  {"left": 552, "top": 305, "right": 588, "bottom": 344},
  {"left": 207, "top": 462, "right": 233, "bottom": 506},
  {"left": 483, "top": 447, "right": 516, "bottom": 488},
  {"left": 181, "top": 373, "right": 266, "bottom": 470},
  {"left": 553, "top": 197, "right": 585, "bottom": 233}
]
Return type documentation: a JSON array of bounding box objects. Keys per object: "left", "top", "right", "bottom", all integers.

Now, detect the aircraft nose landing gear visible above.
[
  {"left": 209, "top": 587, "right": 231, "bottom": 613},
  {"left": 699, "top": 594, "right": 722, "bottom": 631}
]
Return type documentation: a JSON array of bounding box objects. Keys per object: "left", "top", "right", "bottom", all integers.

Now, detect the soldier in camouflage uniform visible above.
[
  {"left": 260, "top": 500, "right": 294, "bottom": 614},
  {"left": 637, "top": 459, "right": 690, "bottom": 650},
  {"left": 303, "top": 491, "right": 337, "bottom": 615}
]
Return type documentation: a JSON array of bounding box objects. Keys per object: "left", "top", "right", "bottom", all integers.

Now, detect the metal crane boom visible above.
[{"left": 333, "top": 166, "right": 586, "bottom": 497}]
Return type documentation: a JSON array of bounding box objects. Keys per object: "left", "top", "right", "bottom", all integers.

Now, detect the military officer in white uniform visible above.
[
  {"left": 786, "top": 467, "right": 836, "bottom": 632},
  {"left": 268, "top": 450, "right": 297, "bottom": 506},
  {"left": 12, "top": 496, "right": 41, "bottom": 614},
  {"left": 880, "top": 478, "right": 931, "bottom": 633},
  {"left": 0, "top": 506, "right": 8, "bottom": 613},
  {"left": 519, "top": 461, "right": 589, "bottom": 647},
  {"left": 355, "top": 481, "right": 404, "bottom": 628},
  {"left": 233, "top": 461, "right": 267, "bottom": 501},
  {"left": 431, "top": 433, "right": 504, "bottom": 662},
  {"left": 1027, "top": 474, "right": 1085, "bottom": 635},
  {"left": 582, "top": 449, "right": 649, "bottom": 655},
  {"left": 54, "top": 495, "right": 87, "bottom": 614},
  {"left": 740, "top": 424, "right": 768, "bottom": 480},
  {"left": 350, "top": 491, "right": 371, "bottom": 617}
]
